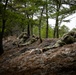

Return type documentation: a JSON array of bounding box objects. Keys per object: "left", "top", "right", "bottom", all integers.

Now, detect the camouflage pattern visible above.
[
  {"left": 43, "top": 31, "right": 76, "bottom": 51},
  {"left": 17, "top": 32, "right": 28, "bottom": 43},
  {"left": 13, "top": 32, "right": 39, "bottom": 47},
  {"left": 53, "top": 31, "right": 76, "bottom": 47},
  {"left": 18, "top": 35, "right": 39, "bottom": 47},
  {"left": 53, "top": 31, "right": 76, "bottom": 48},
  {"left": 12, "top": 32, "right": 28, "bottom": 46}
]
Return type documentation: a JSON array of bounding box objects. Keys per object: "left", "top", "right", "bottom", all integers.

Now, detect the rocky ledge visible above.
[{"left": 0, "top": 43, "right": 76, "bottom": 75}]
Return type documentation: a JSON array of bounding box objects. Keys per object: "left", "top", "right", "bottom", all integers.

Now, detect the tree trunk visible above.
[
  {"left": 27, "top": 15, "right": 30, "bottom": 37},
  {"left": 53, "top": 3, "right": 61, "bottom": 38},
  {"left": 30, "top": 14, "right": 33, "bottom": 36},
  {"left": 46, "top": 0, "right": 48, "bottom": 38},
  {"left": 0, "top": 32, "right": 4, "bottom": 55},
  {"left": 55, "top": 12, "right": 59, "bottom": 38},
  {"left": 53, "top": 26, "right": 56, "bottom": 38},
  {"left": 30, "top": 24, "right": 33, "bottom": 36},
  {"left": 39, "top": 19, "right": 41, "bottom": 39},
  {"left": 39, "top": 6, "right": 44, "bottom": 39},
  {"left": 0, "top": 0, "right": 8, "bottom": 55},
  {"left": 27, "top": 23, "right": 30, "bottom": 37}
]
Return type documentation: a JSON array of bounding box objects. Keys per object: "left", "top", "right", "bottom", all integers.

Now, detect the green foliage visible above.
[
  {"left": 0, "top": 0, "right": 76, "bottom": 38},
  {"left": 48, "top": 26, "right": 53, "bottom": 38},
  {"left": 0, "top": 3, "right": 3, "bottom": 16},
  {"left": 41, "top": 24, "right": 53, "bottom": 38},
  {"left": 71, "top": 28, "right": 76, "bottom": 31},
  {"left": 33, "top": 24, "right": 53, "bottom": 38},
  {"left": 33, "top": 26, "right": 39, "bottom": 36},
  {"left": 1, "top": 9, "right": 28, "bottom": 36},
  {"left": 59, "top": 25, "right": 70, "bottom": 37}
]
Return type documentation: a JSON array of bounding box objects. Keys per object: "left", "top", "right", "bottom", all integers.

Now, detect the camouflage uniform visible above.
[
  {"left": 43, "top": 31, "right": 76, "bottom": 51},
  {"left": 53, "top": 31, "right": 76, "bottom": 47},
  {"left": 12, "top": 32, "right": 28, "bottom": 45},
  {"left": 17, "top": 32, "right": 28, "bottom": 44},
  {"left": 18, "top": 34, "right": 39, "bottom": 46}
]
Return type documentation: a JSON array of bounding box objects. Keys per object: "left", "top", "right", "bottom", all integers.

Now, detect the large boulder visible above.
[{"left": 0, "top": 43, "right": 76, "bottom": 75}]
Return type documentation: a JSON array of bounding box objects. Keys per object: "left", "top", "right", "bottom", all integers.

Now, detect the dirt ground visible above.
[{"left": 0, "top": 36, "right": 76, "bottom": 75}]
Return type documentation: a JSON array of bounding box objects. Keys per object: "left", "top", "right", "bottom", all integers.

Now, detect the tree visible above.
[
  {"left": 59, "top": 25, "right": 69, "bottom": 37},
  {"left": 0, "top": 0, "right": 8, "bottom": 55},
  {"left": 38, "top": 6, "right": 44, "bottom": 39},
  {"left": 52, "top": 0, "right": 62, "bottom": 38},
  {"left": 45, "top": 0, "right": 49, "bottom": 38},
  {"left": 71, "top": 28, "right": 76, "bottom": 31},
  {"left": 49, "top": 0, "right": 76, "bottom": 38}
]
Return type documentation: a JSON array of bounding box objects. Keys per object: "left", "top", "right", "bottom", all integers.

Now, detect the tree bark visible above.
[
  {"left": 27, "top": 15, "right": 30, "bottom": 37},
  {"left": 0, "top": 0, "right": 8, "bottom": 55},
  {"left": 30, "top": 24, "right": 33, "bottom": 36},
  {"left": 53, "top": 1, "right": 61, "bottom": 38},
  {"left": 46, "top": 0, "right": 49, "bottom": 38},
  {"left": 39, "top": 6, "right": 44, "bottom": 39},
  {"left": 30, "top": 14, "right": 33, "bottom": 36}
]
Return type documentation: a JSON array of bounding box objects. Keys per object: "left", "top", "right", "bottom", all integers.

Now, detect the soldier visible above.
[
  {"left": 18, "top": 35, "right": 39, "bottom": 47},
  {"left": 55, "top": 30, "right": 76, "bottom": 47},
  {"left": 31, "top": 35, "right": 38, "bottom": 43},
  {"left": 43, "top": 30, "right": 76, "bottom": 51},
  {"left": 18, "top": 32, "right": 28, "bottom": 42},
  {"left": 12, "top": 32, "right": 29, "bottom": 46}
]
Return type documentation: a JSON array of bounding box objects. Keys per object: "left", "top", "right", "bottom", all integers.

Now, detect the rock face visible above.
[{"left": 0, "top": 43, "right": 76, "bottom": 75}]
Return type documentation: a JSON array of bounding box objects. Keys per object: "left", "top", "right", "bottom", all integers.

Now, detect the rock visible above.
[{"left": 0, "top": 43, "right": 76, "bottom": 75}]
